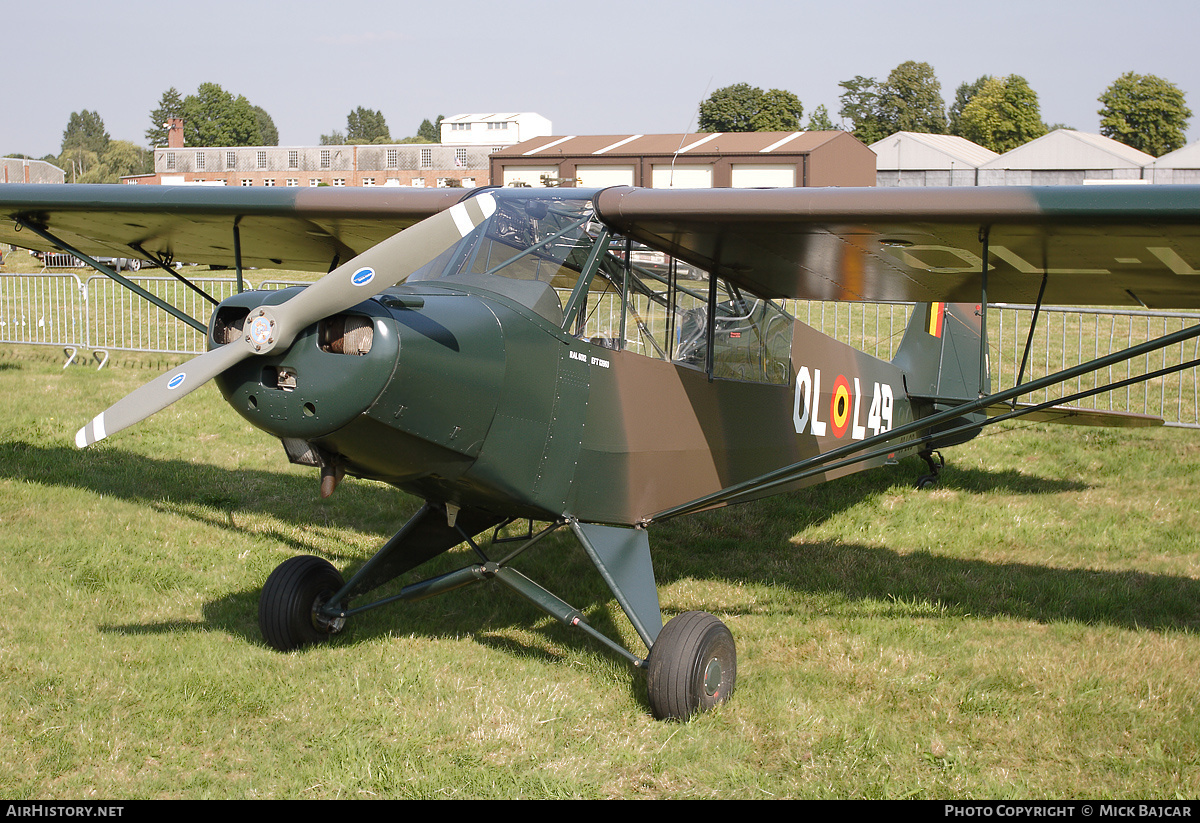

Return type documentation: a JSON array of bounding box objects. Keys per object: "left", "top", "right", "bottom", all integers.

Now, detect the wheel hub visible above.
[
  {"left": 702, "top": 657, "right": 723, "bottom": 697},
  {"left": 311, "top": 594, "right": 346, "bottom": 634}
]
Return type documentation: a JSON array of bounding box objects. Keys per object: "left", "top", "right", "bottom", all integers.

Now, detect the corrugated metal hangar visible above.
[{"left": 874, "top": 129, "right": 1200, "bottom": 186}]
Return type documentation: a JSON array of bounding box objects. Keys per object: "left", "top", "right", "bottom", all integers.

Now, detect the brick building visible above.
[{"left": 122, "top": 114, "right": 551, "bottom": 188}]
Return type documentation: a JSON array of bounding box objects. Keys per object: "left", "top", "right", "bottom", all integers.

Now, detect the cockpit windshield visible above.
[
  {"left": 403, "top": 189, "right": 792, "bottom": 385},
  {"left": 407, "top": 190, "right": 599, "bottom": 326}
]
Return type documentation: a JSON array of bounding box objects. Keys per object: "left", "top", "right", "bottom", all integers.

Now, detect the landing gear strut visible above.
[{"left": 916, "top": 448, "right": 944, "bottom": 489}]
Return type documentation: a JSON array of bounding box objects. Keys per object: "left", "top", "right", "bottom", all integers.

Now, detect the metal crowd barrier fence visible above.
[
  {"left": 85, "top": 275, "right": 248, "bottom": 355},
  {"left": 0, "top": 272, "right": 249, "bottom": 367},
  {"left": 2, "top": 271, "right": 1199, "bottom": 427}
]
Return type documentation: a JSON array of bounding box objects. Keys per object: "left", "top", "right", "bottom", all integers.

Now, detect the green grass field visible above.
[{"left": 1, "top": 342, "right": 1199, "bottom": 799}]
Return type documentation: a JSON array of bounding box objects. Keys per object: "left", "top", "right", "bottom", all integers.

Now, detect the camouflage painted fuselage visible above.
[{"left": 212, "top": 280, "right": 927, "bottom": 526}]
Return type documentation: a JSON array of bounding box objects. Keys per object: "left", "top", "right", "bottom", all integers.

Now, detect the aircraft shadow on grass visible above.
[{"left": 3, "top": 440, "right": 1195, "bottom": 660}]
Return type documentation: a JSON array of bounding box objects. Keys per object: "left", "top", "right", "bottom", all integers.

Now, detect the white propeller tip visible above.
[
  {"left": 477, "top": 192, "right": 496, "bottom": 218},
  {"left": 75, "top": 414, "right": 106, "bottom": 448}
]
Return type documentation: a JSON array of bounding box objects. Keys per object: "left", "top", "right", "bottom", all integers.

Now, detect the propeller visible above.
[{"left": 75, "top": 192, "right": 497, "bottom": 448}]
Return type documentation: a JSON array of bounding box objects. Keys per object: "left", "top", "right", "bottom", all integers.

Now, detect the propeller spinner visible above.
[{"left": 74, "top": 192, "right": 497, "bottom": 448}]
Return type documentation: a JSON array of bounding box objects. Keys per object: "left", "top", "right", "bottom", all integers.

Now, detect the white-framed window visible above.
[
  {"left": 241, "top": 179, "right": 253, "bottom": 186},
  {"left": 288, "top": 150, "right": 299, "bottom": 169},
  {"left": 411, "top": 178, "right": 424, "bottom": 187},
  {"left": 226, "top": 151, "right": 237, "bottom": 169},
  {"left": 263, "top": 178, "right": 275, "bottom": 187},
  {"left": 386, "top": 148, "right": 398, "bottom": 169},
  {"left": 195, "top": 152, "right": 205, "bottom": 171},
  {"left": 451, "top": 122, "right": 471, "bottom": 131},
  {"left": 332, "top": 178, "right": 345, "bottom": 186},
  {"left": 256, "top": 151, "right": 267, "bottom": 169},
  {"left": 455, "top": 148, "right": 468, "bottom": 167},
  {"left": 165, "top": 152, "right": 176, "bottom": 170},
  {"left": 420, "top": 148, "right": 432, "bottom": 169},
  {"left": 309, "top": 179, "right": 322, "bottom": 187},
  {"left": 461, "top": 178, "right": 476, "bottom": 188},
  {"left": 320, "top": 150, "right": 331, "bottom": 169},
  {"left": 487, "top": 122, "right": 508, "bottom": 130},
  {"left": 286, "top": 178, "right": 298, "bottom": 187},
  {"left": 362, "top": 178, "right": 375, "bottom": 186}
]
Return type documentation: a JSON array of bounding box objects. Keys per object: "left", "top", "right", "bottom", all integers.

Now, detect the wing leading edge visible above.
[
  {"left": 0, "top": 183, "right": 470, "bottom": 272},
  {"left": 593, "top": 185, "right": 1200, "bottom": 309}
]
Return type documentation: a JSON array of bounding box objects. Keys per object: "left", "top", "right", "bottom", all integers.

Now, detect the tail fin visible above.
[{"left": 892, "top": 302, "right": 989, "bottom": 447}]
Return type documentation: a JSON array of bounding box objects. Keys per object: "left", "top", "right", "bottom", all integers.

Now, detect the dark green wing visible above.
[
  {"left": 0, "top": 183, "right": 469, "bottom": 271},
  {"left": 594, "top": 185, "right": 1200, "bottom": 308}
]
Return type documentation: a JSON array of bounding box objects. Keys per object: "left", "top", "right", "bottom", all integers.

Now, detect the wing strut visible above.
[
  {"left": 128, "top": 242, "right": 220, "bottom": 307},
  {"left": 14, "top": 218, "right": 206, "bottom": 333},
  {"left": 649, "top": 317, "right": 1200, "bottom": 523},
  {"left": 1014, "top": 271, "right": 1050, "bottom": 399}
]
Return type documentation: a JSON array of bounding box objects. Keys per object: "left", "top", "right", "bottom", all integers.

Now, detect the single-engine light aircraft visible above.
[{"left": 3, "top": 182, "right": 1200, "bottom": 720}]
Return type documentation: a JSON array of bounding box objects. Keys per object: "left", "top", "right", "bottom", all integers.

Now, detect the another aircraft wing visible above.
[
  {"left": 0, "top": 184, "right": 469, "bottom": 272},
  {"left": 593, "top": 185, "right": 1200, "bottom": 309}
]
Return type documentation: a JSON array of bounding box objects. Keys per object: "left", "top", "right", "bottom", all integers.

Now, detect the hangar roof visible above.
[
  {"left": 981, "top": 129, "right": 1155, "bottom": 170},
  {"left": 871, "top": 132, "right": 999, "bottom": 170},
  {"left": 1149, "top": 140, "right": 1200, "bottom": 169},
  {"left": 498, "top": 131, "right": 852, "bottom": 158}
]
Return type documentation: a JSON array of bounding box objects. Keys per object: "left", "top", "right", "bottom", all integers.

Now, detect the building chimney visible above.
[{"left": 167, "top": 118, "right": 185, "bottom": 149}]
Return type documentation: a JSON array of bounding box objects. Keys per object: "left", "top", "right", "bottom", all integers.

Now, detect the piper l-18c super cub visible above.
[{"left": 3, "top": 182, "right": 1200, "bottom": 720}]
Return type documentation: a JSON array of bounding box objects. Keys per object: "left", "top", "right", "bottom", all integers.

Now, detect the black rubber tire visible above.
[
  {"left": 646, "top": 611, "right": 736, "bottom": 721},
  {"left": 259, "top": 555, "right": 346, "bottom": 651}
]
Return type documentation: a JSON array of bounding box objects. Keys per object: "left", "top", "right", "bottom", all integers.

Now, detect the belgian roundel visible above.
[{"left": 830, "top": 375, "right": 852, "bottom": 438}]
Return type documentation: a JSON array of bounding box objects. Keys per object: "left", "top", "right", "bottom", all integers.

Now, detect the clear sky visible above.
[{"left": 4, "top": 0, "right": 1197, "bottom": 158}]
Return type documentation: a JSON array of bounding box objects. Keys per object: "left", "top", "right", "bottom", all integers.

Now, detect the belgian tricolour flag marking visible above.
[{"left": 928, "top": 302, "right": 945, "bottom": 337}]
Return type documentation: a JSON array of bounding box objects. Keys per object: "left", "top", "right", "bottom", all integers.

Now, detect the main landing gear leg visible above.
[
  {"left": 916, "top": 448, "right": 944, "bottom": 489},
  {"left": 572, "top": 521, "right": 736, "bottom": 721},
  {"left": 256, "top": 507, "right": 737, "bottom": 721}
]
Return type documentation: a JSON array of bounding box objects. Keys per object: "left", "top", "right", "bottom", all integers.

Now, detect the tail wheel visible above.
[
  {"left": 646, "top": 611, "right": 736, "bottom": 721},
  {"left": 259, "top": 555, "right": 346, "bottom": 651}
]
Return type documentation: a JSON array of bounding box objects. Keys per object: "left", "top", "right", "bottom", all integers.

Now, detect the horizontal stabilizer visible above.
[{"left": 986, "top": 402, "right": 1163, "bottom": 428}]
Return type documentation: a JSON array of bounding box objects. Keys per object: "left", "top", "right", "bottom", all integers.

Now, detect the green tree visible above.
[
  {"left": 145, "top": 87, "right": 185, "bottom": 147},
  {"left": 957, "top": 75, "right": 1047, "bottom": 152},
  {"left": 74, "top": 140, "right": 154, "bottom": 184},
  {"left": 1098, "top": 72, "right": 1192, "bottom": 157},
  {"left": 751, "top": 88, "right": 804, "bottom": 131},
  {"left": 181, "top": 83, "right": 263, "bottom": 147},
  {"left": 346, "top": 107, "right": 391, "bottom": 144},
  {"left": 253, "top": 106, "right": 279, "bottom": 146},
  {"left": 416, "top": 116, "right": 443, "bottom": 142},
  {"left": 948, "top": 75, "right": 991, "bottom": 136},
  {"left": 58, "top": 110, "right": 110, "bottom": 182},
  {"left": 880, "top": 60, "right": 947, "bottom": 134},
  {"left": 698, "top": 83, "right": 804, "bottom": 132},
  {"left": 839, "top": 62, "right": 947, "bottom": 143},
  {"left": 319, "top": 131, "right": 345, "bottom": 146},
  {"left": 61, "top": 110, "right": 110, "bottom": 156},
  {"left": 805, "top": 104, "right": 837, "bottom": 131},
  {"left": 838, "top": 75, "right": 886, "bottom": 143}
]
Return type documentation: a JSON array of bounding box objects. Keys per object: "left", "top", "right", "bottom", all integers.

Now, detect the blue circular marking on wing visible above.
[
  {"left": 167, "top": 373, "right": 186, "bottom": 390},
  {"left": 351, "top": 267, "right": 375, "bottom": 287}
]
